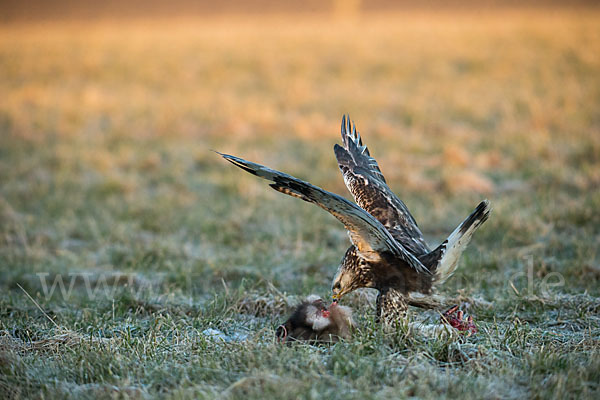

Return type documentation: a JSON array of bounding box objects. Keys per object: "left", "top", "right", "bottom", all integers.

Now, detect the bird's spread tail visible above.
[{"left": 420, "top": 200, "right": 492, "bottom": 285}]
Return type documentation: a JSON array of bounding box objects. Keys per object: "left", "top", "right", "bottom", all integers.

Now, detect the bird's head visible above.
[
  {"left": 331, "top": 252, "right": 374, "bottom": 302},
  {"left": 331, "top": 268, "right": 355, "bottom": 303}
]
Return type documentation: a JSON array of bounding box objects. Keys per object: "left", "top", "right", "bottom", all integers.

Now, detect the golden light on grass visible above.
[{"left": 1, "top": 6, "right": 600, "bottom": 398}]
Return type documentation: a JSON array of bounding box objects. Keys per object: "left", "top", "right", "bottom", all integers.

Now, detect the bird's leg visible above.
[
  {"left": 440, "top": 305, "right": 477, "bottom": 335},
  {"left": 376, "top": 288, "right": 408, "bottom": 327}
]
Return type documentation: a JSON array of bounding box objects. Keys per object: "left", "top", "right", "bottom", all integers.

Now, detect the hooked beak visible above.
[
  {"left": 331, "top": 291, "right": 344, "bottom": 303},
  {"left": 332, "top": 281, "right": 348, "bottom": 303}
]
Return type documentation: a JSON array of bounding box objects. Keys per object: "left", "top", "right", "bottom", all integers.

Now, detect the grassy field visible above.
[{"left": 1, "top": 9, "right": 600, "bottom": 399}]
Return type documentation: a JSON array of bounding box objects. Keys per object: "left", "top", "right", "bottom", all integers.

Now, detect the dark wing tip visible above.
[
  {"left": 479, "top": 199, "right": 492, "bottom": 224},
  {"left": 216, "top": 151, "right": 260, "bottom": 176},
  {"left": 477, "top": 199, "right": 492, "bottom": 222},
  {"left": 339, "top": 115, "right": 367, "bottom": 153},
  {"left": 341, "top": 114, "right": 351, "bottom": 146},
  {"left": 458, "top": 200, "right": 492, "bottom": 235}
]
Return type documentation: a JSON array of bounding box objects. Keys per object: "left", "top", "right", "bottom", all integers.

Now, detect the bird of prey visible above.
[{"left": 217, "top": 115, "right": 491, "bottom": 325}]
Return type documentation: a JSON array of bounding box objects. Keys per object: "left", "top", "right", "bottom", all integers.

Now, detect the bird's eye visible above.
[{"left": 333, "top": 282, "right": 341, "bottom": 291}]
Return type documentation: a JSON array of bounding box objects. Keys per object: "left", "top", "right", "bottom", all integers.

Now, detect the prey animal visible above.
[
  {"left": 276, "top": 295, "right": 354, "bottom": 343},
  {"left": 218, "top": 115, "right": 491, "bottom": 327}
]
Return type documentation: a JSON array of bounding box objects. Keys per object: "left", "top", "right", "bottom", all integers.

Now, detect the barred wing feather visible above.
[
  {"left": 217, "top": 151, "right": 429, "bottom": 274},
  {"left": 335, "top": 115, "right": 430, "bottom": 255}
]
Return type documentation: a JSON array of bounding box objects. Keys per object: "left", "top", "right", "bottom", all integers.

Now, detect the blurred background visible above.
[
  {"left": 2, "top": 0, "right": 598, "bottom": 21},
  {"left": 1, "top": 2, "right": 600, "bottom": 398},
  {"left": 1, "top": 0, "right": 599, "bottom": 297}
]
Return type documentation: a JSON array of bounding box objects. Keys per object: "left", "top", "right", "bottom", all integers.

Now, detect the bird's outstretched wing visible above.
[
  {"left": 217, "top": 151, "right": 428, "bottom": 274},
  {"left": 334, "top": 115, "right": 429, "bottom": 255},
  {"left": 419, "top": 200, "right": 491, "bottom": 284}
]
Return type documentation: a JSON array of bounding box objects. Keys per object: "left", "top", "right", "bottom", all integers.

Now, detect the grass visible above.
[{"left": 1, "top": 9, "right": 600, "bottom": 399}]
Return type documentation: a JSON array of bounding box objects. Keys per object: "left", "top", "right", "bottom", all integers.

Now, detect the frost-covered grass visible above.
[{"left": 1, "top": 10, "right": 599, "bottom": 399}]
